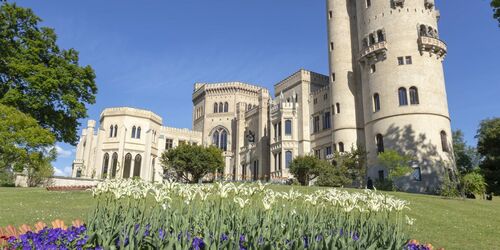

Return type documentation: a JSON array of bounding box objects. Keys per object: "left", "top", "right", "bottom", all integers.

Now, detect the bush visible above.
[
  {"left": 0, "top": 170, "right": 14, "bottom": 187},
  {"left": 461, "top": 171, "right": 487, "bottom": 198},
  {"left": 374, "top": 179, "right": 394, "bottom": 191},
  {"left": 316, "top": 165, "right": 351, "bottom": 187},
  {"left": 439, "top": 175, "right": 460, "bottom": 198}
]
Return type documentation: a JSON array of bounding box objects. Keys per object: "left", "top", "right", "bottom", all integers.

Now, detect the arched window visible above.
[
  {"left": 377, "top": 30, "right": 385, "bottom": 42},
  {"left": 376, "top": 134, "right": 384, "bottom": 154},
  {"left": 131, "top": 126, "right": 136, "bottom": 138},
  {"left": 285, "top": 151, "right": 293, "bottom": 168},
  {"left": 428, "top": 27, "right": 434, "bottom": 37},
  {"left": 336, "top": 103, "right": 341, "bottom": 114},
  {"left": 409, "top": 87, "right": 419, "bottom": 105},
  {"left": 338, "top": 142, "right": 345, "bottom": 153},
  {"left": 441, "top": 131, "right": 449, "bottom": 152},
  {"left": 224, "top": 102, "right": 229, "bottom": 112},
  {"left": 102, "top": 153, "right": 109, "bottom": 177},
  {"left": 111, "top": 153, "right": 118, "bottom": 178},
  {"left": 214, "top": 103, "right": 218, "bottom": 113},
  {"left": 373, "top": 93, "right": 381, "bottom": 112},
  {"left": 420, "top": 25, "right": 427, "bottom": 36},
  {"left": 212, "top": 131, "right": 220, "bottom": 147},
  {"left": 219, "top": 102, "right": 224, "bottom": 113},
  {"left": 285, "top": 120, "right": 292, "bottom": 135},
  {"left": 369, "top": 34, "right": 376, "bottom": 45},
  {"left": 123, "top": 153, "right": 132, "bottom": 178},
  {"left": 136, "top": 127, "right": 141, "bottom": 139},
  {"left": 109, "top": 125, "right": 114, "bottom": 137},
  {"left": 133, "top": 154, "right": 142, "bottom": 177},
  {"left": 398, "top": 87, "right": 408, "bottom": 106},
  {"left": 220, "top": 130, "right": 228, "bottom": 151},
  {"left": 114, "top": 125, "right": 118, "bottom": 137}
]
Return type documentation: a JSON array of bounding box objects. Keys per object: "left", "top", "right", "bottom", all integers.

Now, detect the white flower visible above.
[
  {"left": 405, "top": 215, "right": 416, "bottom": 226},
  {"left": 234, "top": 197, "right": 249, "bottom": 208}
]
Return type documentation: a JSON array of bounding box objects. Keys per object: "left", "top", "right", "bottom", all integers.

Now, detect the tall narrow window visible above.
[
  {"left": 109, "top": 125, "right": 114, "bottom": 138},
  {"left": 378, "top": 170, "right": 384, "bottom": 181},
  {"left": 336, "top": 103, "right": 341, "bottom": 114},
  {"left": 323, "top": 112, "right": 331, "bottom": 129},
  {"left": 131, "top": 126, "right": 136, "bottom": 138},
  {"left": 366, "top": 0, "right": 371, "bottom": 7},
  {"left": 214, "top": 103, "right": 218, "bottom": 113},
  {"left": 136, "top": 127, "right": 141, "bottom": 139},
  {"left": 133, "top": 154, "right": 142, "bottom": 177},
  {"left": 313, "top": 116, "right": 320, "bottom": 133},
  {"left": 325, "top": 146, "right": 333, "bottom": 157},
  {"left": 338, "top": 142, "right": 345, "bottom": 153},
  {"left": 285, "top": 120, "right": 292, "bottom": 135},
  {"left": 111, "top": 153, "right": 118, "bottom": 178},
  {"left": 224, "top": 102, "right": 229, "bottom": 112},
  {"left": 398, "top": 87, "right": 408, "bottom": 106},
  {"left": 420, "top": 25, "right": 427, "bottom": 36},
  {"left": 253, "top": 160, "right": 259, "bottom": 181},
  {"left": 369, "top": 34, "right": 376, "bottom": 45},
  {"left": 220, "top": 130, "right": 228, "bottom": 151},
  {"left": 328, "top": 10, "right": 333, "bottom": 19},
  {"left": 165, "top": 139, "right": 173, "bottom": 150},
  {"left": 102, "top": 153, "right": 109, "bottom": 177},
  {"left": 315, "top": 149, "right": 321, "bottom": 159},
  {"left": 441, "top": 131, "right": 449, "bottom": 152},
  {"left": 123, "top": 153, "right": 132, "bottom": 178},
  {"left": 409, "top": 87, "right": 419, "bottom": 104},
  {"left": 273, "top": 123, "right": 278, "bottom": 139},
  {"left": 376, "top": 134, "right": 385, "bottom": 154},
  {"left": 331, "top": 73, "right": 336, "bottom": 82},
  {"left": 285, "top": 151, "right": 293, "bottom": 168},
  {"left": 278, "top": 121, "right": 282, "bottom": 137},
  {"left": 373, "top": 93, "right": 381, "bottom": 112},
  {"left": 219, "top": 102, "right": 224, "bottom": 113},
  {"left": 370, "top": 64, "right": 376, "bottom": 73},
  {"left": 212, "top": 131, "right": 220, "bottom": 147},
  {"left": 114, "top": 125, "right": 118, "bottom": 137},
  {"left": 330, "top": 42, "right": 334, "bottom": 51},
  {"left": 377, "top": 30, "right": 385, "bottom": 42}
]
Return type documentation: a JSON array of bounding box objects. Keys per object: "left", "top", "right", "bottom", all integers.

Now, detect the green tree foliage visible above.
[
  {"left": 289, "top": 155, "right": 327, "bottom": 186},
  {"left": 0, "top": 104, "right": 55, "bottom": 186},
  {"left": 160, "top": 144, "right": 224, "bottom": 183},
  {"left": 316, "top": 161, "right": 351, "bottom": 187},
  {"left": 493, "top": 0, "right": 500, "bottom": 26},
  {"left": 0, "top": 3, "right": 97, "bottom": 145},
  {"left": 476, "top": 118, "right": 500, "bottom": 194},
  {"left": 377, "top": 150, "right": 413, "bottom": 190},
  {"left": 452, "top": 130, "right": 481, "bottom": 175},
  {"left": 461, "top": 170, "right": 487, "bottom": 197}
]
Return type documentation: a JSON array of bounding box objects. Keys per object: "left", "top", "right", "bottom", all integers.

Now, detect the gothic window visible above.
[
  {"left": 428, "top": 27, "right": 434, "bottom": 37},
  {"left": 373, "top": 93, "right": 381, "bottom": 112},
  {"left": 219, "top": 102, "right": 224, "bottom": 113},
  {"left": 285, "top": 151, "right": 293, "bottom": 168},
  {"left": 137, "top": 127, "right": 141, "bottom": 139},
  {"left": 111, "top": 153, "right": 118, "bottom": 178},
  {"left": 133, "top": 154, "right": 142, "bottom": 177},
  {"left": 409, "top": 87, "right": 419, "bottom": 105},
  {"left": 123, "top": 153, "right": 132, "bottom": 178},
  {"left": 212, "top": 131, "right": 219, "bottom": 147},
  {"left": 102, "top": 153, "right": 109, "bottom": 177},
  {"left": 338, "top": 142, "right": 345, "bottom": 153},
  {"left": 221, "top": 130, "right": 228, "bottom": 151},
  {"left": 211, "top": 127, "right": 229, "bottom": 151},
  {"left": 109, "top": 125, "right": 114, "bottom": 138},
  {"left": 214, "top": 103, "right": 218, "bottom": 113},
  {"left": 441, "top": 131, "right": 449, "bottom": 152},
  {"left": 224, "top": 102, "right": 229, "bottom": 112},
  {"left": 323, "top": 112, "right": 331, "bottom": 129},
  {"left": 285, "top": 120, "right": 292, "bottom": 135},
  {"left": 131, "top": 126, "right": 136, "bottom": 138},
  {"left": 377, "top": 30, "right": 385, "bottom": 42},
  {"left": 376, "top": 134, "right": 385, "bottom": 154},
  {"left": 398, "top": 87, "right": 408, "bottom": 106},
  {"left": 114, "top": 125, "right": 118, "bottom": 137}
]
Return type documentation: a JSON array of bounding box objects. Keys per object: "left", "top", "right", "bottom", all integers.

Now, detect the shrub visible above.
[
  {"left": 374, "top": 179, "right": 394, "bottom": 191},
  {"left": 439, "top": 174, "right": 460, "bottom": 198},
  {"left": 316, "top": 165, "right": 351, "bottom": 187},
  {"left": 289, "top": 155, "right": 327, "bottom": 186},
  {"left": 461, "top": 171, "right": 487, "bottom": 197}
]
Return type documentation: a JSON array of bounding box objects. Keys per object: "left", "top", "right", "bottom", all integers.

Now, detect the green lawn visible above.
[{"left": 0, "top": 187, "right": 499, "bottom": 249}]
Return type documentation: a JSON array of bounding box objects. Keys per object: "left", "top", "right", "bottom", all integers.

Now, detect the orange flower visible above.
[
  {"left": 18, "top": 224, "right": 32, "bottom": 234},
  {"left": 5, "top": 225, "right": 18, "bottom": 238},
  {"left": 72, "top": 219, "right": 84, "bottom": 228},
  {"left": 51, "top": 219, "right": 67, "bottom": 230},
  {"left": 34, "top": 221, "right": 47, "bottom": 233}
]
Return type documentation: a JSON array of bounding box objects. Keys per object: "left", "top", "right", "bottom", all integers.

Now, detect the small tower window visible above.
[
  {"left": 214, "top": 103, "right": 218, "bottom": 113},
  {"left": 338, "top": 142, "right": 345, "bottom": 153},
  {"left": 441, "top": 131, "right": 449, "bottom": 152},
  {"left": 109, "top": 125, "right": 114, "bottom": 138},
  {"left": 330, "top": 42, "right": 334, "bottom": 51},
  {"left": 323, "top": 112, "right": 331, "bottom": 129},
  {"left": 336, "top": 103, "right": 341, "bottom": 114},
  {"left": 224, "top": 102, "right": 229, "bottom": 112},
  {"left": 373, "top": 93, "right": 381, "bottom": 112},
  {"left": 366, "top": 0, "right": 371, "bottom": 7},
  {"left": 219, "top": 102, "right": 224, "bottom": 113},
  {"left": 285, "top": 120, "right": 292, "bottom": 135},
  {"left": 131, "top": 126, "right": 136, "bottom": 138},
  {"left": 398, "top": 87, "right": 408, "bottom": 106},
  {"left": 376, "top": 134, "right": 385, "bottom": 153},
  {"left": 329, "top": 11, "right": 333, "bottom": 19},
  {"left": 114, "top": 125, "right": 118, "bottom": 137},
  {"left": 409, "top": 87, "right": 419, "bottom": 105},
  {"left": 136, "top": 127, "right": 141, "bottom": 139},
  {"left": 377, "top": 30, "right": 385, "bottom": 42},
  {"left": 370, "top": 64, "right": 376, "bottom": 73}
]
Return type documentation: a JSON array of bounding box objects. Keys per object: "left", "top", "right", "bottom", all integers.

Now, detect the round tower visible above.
[
  {"left": 326, "top": 0, "right": 365, "bottom": 152},
  {"left": 355, "top": 0, "right": 454, "bottom": 191}
]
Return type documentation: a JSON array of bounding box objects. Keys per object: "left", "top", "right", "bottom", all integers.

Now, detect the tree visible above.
[
  {"left": 160, "top": 144, "right": 224, "bottom": 183},
  {"left": 377, "top": 150, "right": 413, "bottom": 190},
  {"left": 0, "top": 3, "right": 97, "bottom": 145},
  {"left": 476, "top": 118, "right": 500, "bottom": 194},
  {"left": 452, "top": 130, "right": 481, "bottom": 175},
  {"left": 289, "top": 155, "right": 328, "bottom": 186},
  {"left": 316, "top": 159, "right": 351, "bottom": 187},
  {"left": 461, "top": 170, "right": 487, "bottom": 198},
  {"left": 0, "top": 104, "right": 56, "bottom": 186},
  {"left": 493, "top": 0, "right": 500, "bottom": 26}
]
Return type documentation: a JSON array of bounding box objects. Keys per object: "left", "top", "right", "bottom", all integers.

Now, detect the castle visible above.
[{"left": 73, "top": 0, "right": 454, "bottom": 192}]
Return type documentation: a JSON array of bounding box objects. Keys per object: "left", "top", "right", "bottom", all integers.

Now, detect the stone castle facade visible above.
[{"left": 73, "top": 0, "right": 454, "bottom": 192}]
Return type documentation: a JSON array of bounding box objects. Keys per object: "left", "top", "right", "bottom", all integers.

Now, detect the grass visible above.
[{"left": 0, "top": 186, "right": 499, "bottom": 249}]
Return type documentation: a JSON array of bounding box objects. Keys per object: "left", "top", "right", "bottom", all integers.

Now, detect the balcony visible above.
[
  {"left": 359, "top": 41, "right": 388, "bottom": 63},
  {"left": 418, "top": 36, "right": 447, "bottom": 58}
]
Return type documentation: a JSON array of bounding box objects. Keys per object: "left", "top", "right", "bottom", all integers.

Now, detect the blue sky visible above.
[{"left": 10, "top": 0, "right": 500, "bottom": 176}]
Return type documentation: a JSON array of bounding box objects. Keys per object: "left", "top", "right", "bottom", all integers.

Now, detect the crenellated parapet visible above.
[
  {"left": 192, "top": 82, "right": 268, "bottom": 101},
  {"left": 100, "top": 107, "right": 163, "bottom": 125}
]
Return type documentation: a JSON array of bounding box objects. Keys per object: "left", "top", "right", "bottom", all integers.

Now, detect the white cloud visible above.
[
  {"left": 54, "top": 166, "right": 73, "bottom": 177},
  {"left": 55, "top": 145, "right": 73, "bottom": 158}
]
